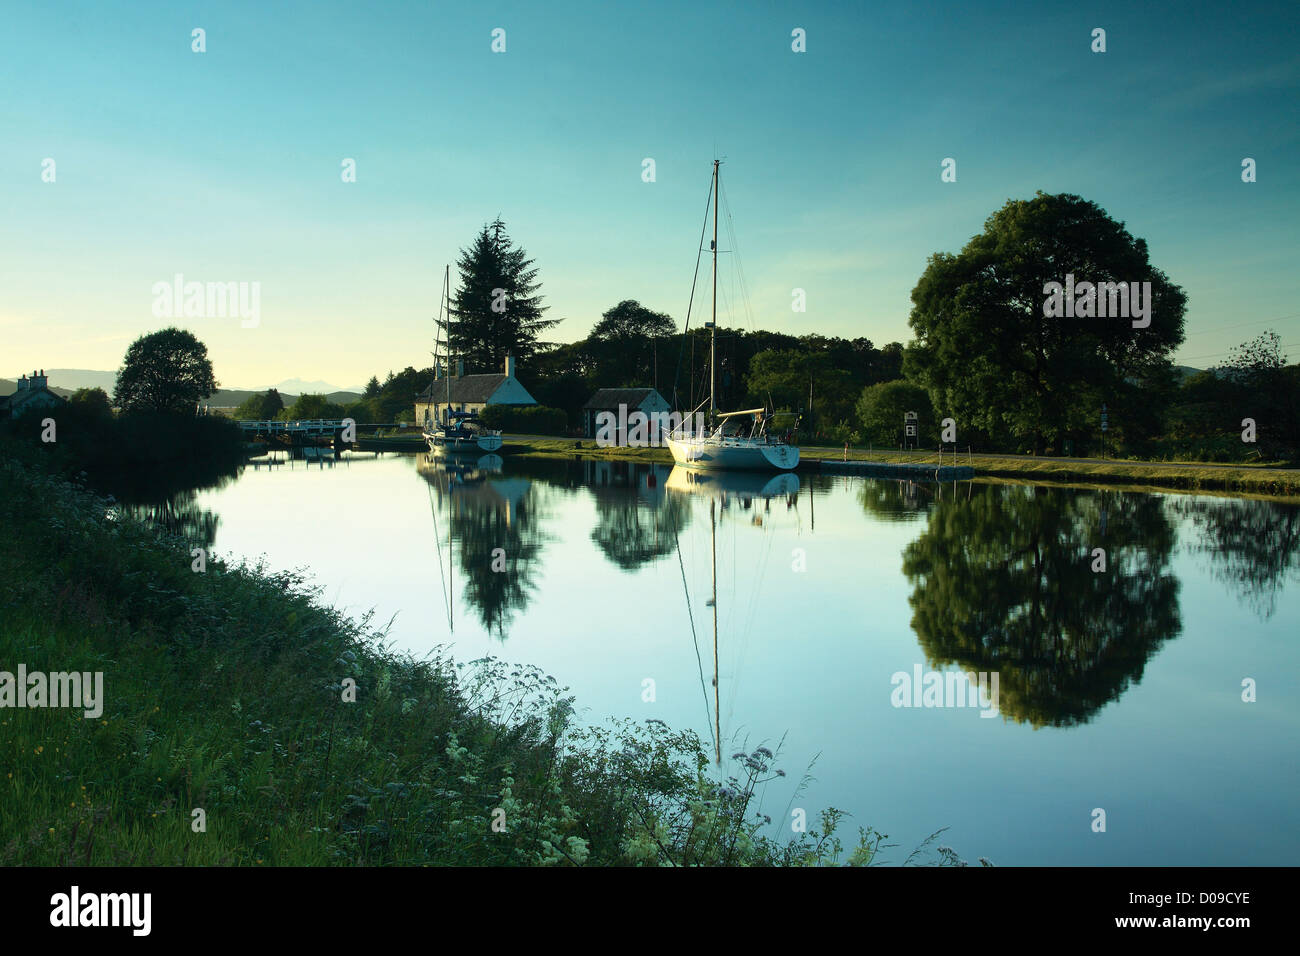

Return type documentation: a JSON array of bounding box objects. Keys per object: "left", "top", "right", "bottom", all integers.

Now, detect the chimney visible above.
[
  {"left": 505, "top": 353, "right": 515, "bottom": 378},
  {"left": 34, "top": 369, "right": 46, "bottom": 389},
  {"left": 17, "top": 374, "right": 28, "bottom": 391},
  {"left": 456, "top": 359, "right": 464, "bottom": 378}
]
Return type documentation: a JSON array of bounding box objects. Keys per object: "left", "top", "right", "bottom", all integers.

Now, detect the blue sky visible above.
[{"left": 2, "top": 0, "right": 1296, "bottom": 389}]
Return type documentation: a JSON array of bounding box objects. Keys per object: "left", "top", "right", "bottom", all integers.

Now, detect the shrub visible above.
[
  {"left": 479, "top": 405, "right": 568, "bottom": 436},
  {"left": 856, "top": 381, "right": 935, "bottom": 447}
]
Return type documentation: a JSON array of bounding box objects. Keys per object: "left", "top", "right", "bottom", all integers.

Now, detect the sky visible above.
[{"left": 2, "top": 0, "right": 1296, "bottom": 390}]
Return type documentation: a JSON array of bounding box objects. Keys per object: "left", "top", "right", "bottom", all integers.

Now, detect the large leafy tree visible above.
[
  {"left": 114, "top": 327, "right": 218, "bottom": 414},
  {"left": 587, "top": 300, "right": 677, "bottom": 388},
  {"left": 445, "top": 219, "right": 557, "bottom": 372},
  {"left": 235, "top": 388, "right": 284, "bottom": 420},
  {"left": 904, "top": 192, "right": 1187, "bottom": 454}
]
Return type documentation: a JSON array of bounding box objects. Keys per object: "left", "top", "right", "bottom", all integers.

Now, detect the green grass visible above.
[
  {"left": 498, "top": 434, "right": 1300, "bottom": 496},
  {"left": 1, "top": 440, "right": 946, "bottom": 867},
  {"left": 807, "top": 447, "right": 1300, "bottom": 495}
]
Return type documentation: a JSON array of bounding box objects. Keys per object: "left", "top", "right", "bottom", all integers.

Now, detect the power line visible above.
[{"left": 1182, "top": 312, "right": 1300, "bottom": 339}]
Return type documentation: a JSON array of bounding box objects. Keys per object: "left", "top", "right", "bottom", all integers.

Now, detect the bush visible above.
[
  {"left": 68, "top": 387, "right": 113, "bottom": 418},
  {"left": 5, "top": 406, "right": 243, "bottom": 502},
  {"left": 479, "top": 405, "right": 568, "bottom": 436}
]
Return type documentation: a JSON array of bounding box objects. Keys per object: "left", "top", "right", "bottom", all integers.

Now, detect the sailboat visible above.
[
  {"left": 663, "top": 161, "right": 800, "bottom": 472},
  {"left": 423, "top": 264, "right": 505, "bottom": 456}
]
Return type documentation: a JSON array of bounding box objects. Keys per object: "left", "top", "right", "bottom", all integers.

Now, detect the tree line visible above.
[{"left": 81, "top": 192, "right": 1299, "bottom": 462}]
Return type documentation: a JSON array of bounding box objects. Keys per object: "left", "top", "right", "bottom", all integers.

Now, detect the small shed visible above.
[{"left": 581, "top": 387, "right": 671, "bottom": 439}]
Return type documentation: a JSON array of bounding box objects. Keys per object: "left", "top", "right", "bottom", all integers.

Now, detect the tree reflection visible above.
[
  {"left": 858, "top": 479, "right": 936, "bottom": 521},
  {"left": 1170, "top": 496, "right": 1300, "bottom": 620},
  {"left": 589, "top": 464, "right": 691, "bottom": 570},
  {"left": 901, "top": 487, "right": 1181, "bottom": 727},
  {"left": 122, "top": 489, "right": 220, "bottom": 552},
  {"left": 419, "top": 459, "right": 549, "bottom": 640}
]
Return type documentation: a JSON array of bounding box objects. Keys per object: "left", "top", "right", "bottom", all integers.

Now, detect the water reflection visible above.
[
  {"left": 1171, "top": 496, "right": 1300, "bottom": 621},
  {"left": 416, "top": 454, "right": 548, "bottom": 640},
  {"left": 110, "top": 463, "right": 240, "bottom": 554},
  {"left": 901, "top": 486, "right": 1181, "bottom": 728},
  {"left": 858, "top": 478, "right": 938, "bottom": 521},
  {"left": 664, "top": 465, "right": 803, "bottom": 763},
  {"left": 587, "top": 462, "right": 690, "bottom": 570},
  {"left": 121, "top": 489, "right": 221, "bottom": 553}
]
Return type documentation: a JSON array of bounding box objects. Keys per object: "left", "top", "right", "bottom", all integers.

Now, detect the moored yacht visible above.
[
  {"left": 422, "top": 264, "right": 505, "bottom": 456},
  {"left": 663, "top": 161, "right": 800, "bottom": 472}
]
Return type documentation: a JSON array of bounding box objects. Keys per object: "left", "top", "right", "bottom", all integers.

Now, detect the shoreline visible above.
[{"left": 255, "top": 432, "right": 1300, "bottom": 497}]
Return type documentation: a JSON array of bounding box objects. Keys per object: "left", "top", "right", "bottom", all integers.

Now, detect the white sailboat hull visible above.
[
  {"left": 664, "top": 434, "right": 799, "bottom": 472},
  {"left": 424, "top": 432, "right": 504, "bottom": 455}
]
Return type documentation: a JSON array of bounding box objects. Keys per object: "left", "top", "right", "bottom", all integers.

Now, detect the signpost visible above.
[{"left": 904, "top": 410, "right": 917, "bottom": 450}]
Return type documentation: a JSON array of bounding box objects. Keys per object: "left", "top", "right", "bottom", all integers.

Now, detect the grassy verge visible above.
[
  {"left": 0, "top": 439, "right": 936, "bottom": 867},
  {"left": 507, "top": 437, "right": 672, "bottom": 464},
  {"left": 804, "top": 447, "right": 1300, "bottom": 495},
  {"left": 501, "top": 435, "right": 1300, "bottom": 496}
]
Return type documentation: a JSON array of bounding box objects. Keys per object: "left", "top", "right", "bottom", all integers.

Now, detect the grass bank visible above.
[
  {"left": 0, "top": 439, "right": 941, "bottom": 867},
  {"left": 801, "top": 447, "right": 1300, "bottom": 496},
  {"left": 501, "top": 435, "right": 1300, "bottom": 496}
]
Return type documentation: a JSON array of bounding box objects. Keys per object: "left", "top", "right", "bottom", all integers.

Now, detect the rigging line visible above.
[
  {"left": 719, "top": 179, "right": 755, "bottom": 330},
  {"left": 672, "top": 171, "right": 717, "bottom": 412},
  {"left": 426, "top": 480, "right": 453, "bottom": 631},
  {"left": 671, "top": 494, "right": 717, "bottom": 753}
]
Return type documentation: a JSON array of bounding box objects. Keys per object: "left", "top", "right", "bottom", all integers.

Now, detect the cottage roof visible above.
[
  {"left": 415, "top": 374, "right": 509, "bottom": 404},
  {"left": 0, "top": 386, "right": 65, "bottom": 411},
  {"left": 581, "top": 387, "right": 663, "bottom": 410}
]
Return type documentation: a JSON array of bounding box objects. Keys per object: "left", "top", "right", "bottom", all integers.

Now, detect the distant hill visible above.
[
  {"left": 44, "top": 369, "right": 120, "bottom": 391},
  {"left": 204, "top": 389, "right": 362, "bottom": 409},
  {"left": 273, "top": 378, "right": 366, "bottom": 395}
]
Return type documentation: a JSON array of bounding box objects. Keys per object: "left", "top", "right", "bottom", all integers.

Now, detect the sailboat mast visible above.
[
  {"left": 710, "top": 159, "right": 719, "bottom": 416},
  {"left": 444, "top": 265, "right": 451, "bottom": 423}
]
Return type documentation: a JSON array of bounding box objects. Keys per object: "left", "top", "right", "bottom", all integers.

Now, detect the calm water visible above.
[{"left": 182, "top": 450, "right": 1299, "bottom": 865}]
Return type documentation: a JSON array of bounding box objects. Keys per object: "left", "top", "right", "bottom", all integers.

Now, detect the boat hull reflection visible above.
[{"left": 665, "top": 465, "right": 800, "bottom": 499}]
